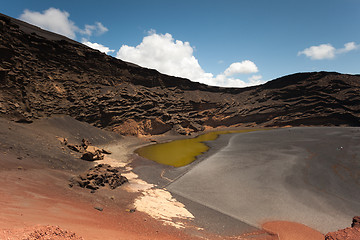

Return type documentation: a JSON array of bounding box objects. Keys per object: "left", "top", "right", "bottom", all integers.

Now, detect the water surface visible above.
[{"left": 136, "top": 129, "right": 261, "bottom": 167}]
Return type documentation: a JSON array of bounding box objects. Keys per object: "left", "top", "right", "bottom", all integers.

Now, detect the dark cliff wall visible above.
[{"left": 1, "top": 13, "right": 359, "bottom": 135}]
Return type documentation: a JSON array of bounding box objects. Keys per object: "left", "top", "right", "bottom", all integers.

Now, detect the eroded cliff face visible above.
[{"left": 1, "top": 13, "right": 360, "bottom": 135}]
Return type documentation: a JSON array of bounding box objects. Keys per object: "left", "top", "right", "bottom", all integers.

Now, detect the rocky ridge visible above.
[{"left": 0, "top": 13, "right": 360, "bottom": 135}]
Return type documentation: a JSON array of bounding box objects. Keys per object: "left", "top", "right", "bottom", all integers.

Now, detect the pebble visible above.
[{"left": 94, "top": 206, "right": 103, "bottom": 211}]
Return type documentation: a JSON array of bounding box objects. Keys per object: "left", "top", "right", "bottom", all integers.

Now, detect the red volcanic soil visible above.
[
  {"left": 0, "top": 151, "right": 287, "bottom": 240},
  {"left": 0, "top": 152, "right": 207, "bottom": 240},
  {"left": 325, "top": 217, "right": 360, "bottom": 240},
  {"left": 0, "top": 116, "right": 205, "bottom": 240},
  {"left": 262, "top": 221, "right": 324, "bottom": 240},
  {"left": 2, "top": 225, "right": 84, "bottom": 240}
]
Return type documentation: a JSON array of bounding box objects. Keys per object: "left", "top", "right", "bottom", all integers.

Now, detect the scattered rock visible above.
[
  {"left": 81, "top": 151, "right": 103, "bottom": 161},
  {"left": 94, "top": 206, "right": 103, "bottom": 211},
  {"left": 70, "top": 164, "right": 128, "bottom": 192},
  {"left": 57, "top": 137, "right": 68, "bottom": 145},
  {"left": 81, "top": 138, "right": 90, "bottom": 149},
  {"left": 23, "top": 225, "right": 84, "bottom": 240},
  {"left": 101, "top": 148, "right": 112, "bottom": 154},
  {"left": 67, "top": 144, "right": 83, "bottom": 153},
  {"left": 64, "top": 138, "right": 111, "bottom": 161}
]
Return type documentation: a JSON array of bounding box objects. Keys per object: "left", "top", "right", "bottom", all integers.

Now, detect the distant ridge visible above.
[{"left": 0, "top": 12, "right": 359, "bottom": 135}]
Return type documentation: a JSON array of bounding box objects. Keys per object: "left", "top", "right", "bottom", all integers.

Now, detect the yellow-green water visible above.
[{"left": 136, "top": 129, "right": 262, "bottom": 167}]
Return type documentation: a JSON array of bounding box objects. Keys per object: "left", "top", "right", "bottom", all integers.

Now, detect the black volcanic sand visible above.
[
  {"left": 164, "top": 127, "right": 360, "bottom": 234},
  {"left": 0, "top": 115, "right": 121, "bottom": 172}
]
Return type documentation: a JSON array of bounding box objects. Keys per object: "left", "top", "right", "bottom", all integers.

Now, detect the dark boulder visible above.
[
  {"left": 70, "top": 164, "right": 128, "bottom": 192},
  {"left": 81, "top": 151, "right": 104, "bottom": 161}
]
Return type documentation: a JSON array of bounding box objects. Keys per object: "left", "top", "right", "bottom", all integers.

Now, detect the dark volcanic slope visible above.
[{"left": 1, "top": 13, "right": 360, "bottom": 135}]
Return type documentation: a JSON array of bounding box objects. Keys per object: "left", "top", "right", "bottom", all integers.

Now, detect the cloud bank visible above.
[
  {"left": 117, "top": 31, "right": 263, "bottom": 87},
  {"left": 298, "top": 42, "right": 359, "bottom": 60},
  {"left": 19, "top": 8, "right": 112, "bottom": 54},
  {"left": 20, "top": 8, "right": 78, "bottom": 39},
  {"left": 80, "top": 22, "right": 108, "bottom": 36}
]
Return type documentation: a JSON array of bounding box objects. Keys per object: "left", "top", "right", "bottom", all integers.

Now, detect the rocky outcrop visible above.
[
  {"left": 0, "top": 12, "right": 360, "bottom": 135},
  {"left": 59, "top": 137, "right": 110, "bottom": 161},
  {"left": 69, "top": 164, "right": 128, "bottom": 191},
  {"left": 325, "top": 217, "right": 360, "bottom": 240}
]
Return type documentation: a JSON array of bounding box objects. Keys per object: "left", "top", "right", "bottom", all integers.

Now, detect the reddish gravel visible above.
[
  {"left": 1, "top": 225, "right": 84, "bottom": 240},
  {"left": 262, "top": 221, "right": 324, "bottom": 240},
  {"left": 325, "top": 217, "right": 360, "bottom": 240}
]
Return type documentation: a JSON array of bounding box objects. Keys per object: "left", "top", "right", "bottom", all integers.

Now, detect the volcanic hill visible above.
[{"left": 1, "top": 13, "right": 360, "bottom": 135}]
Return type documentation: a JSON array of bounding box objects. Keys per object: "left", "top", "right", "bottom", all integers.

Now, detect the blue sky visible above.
[{"left": 2, "top": 0, "right": 359, "bottom": 87}]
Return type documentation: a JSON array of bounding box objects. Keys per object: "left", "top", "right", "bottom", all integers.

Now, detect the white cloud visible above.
[
  {"left": 117, "top": 32, "right": 213, "bottom": 84},
  {"left": 337, "top": 42, "right": 359, "bottom": 54},
  {"left": 80, "top": 22, "right": 108, "bottom": 36},
  {"left": 208, "top": 74, "right": 264, "bottom": 88},
  {"left": 19, "top": 8, "right": 109, "bottom": 40},
  {"left": 20, "top": 8, "right": 78, "bottom": 39},
  {"left": 298, "top": 44, "right": 335, "bottom": 60},
  {"left": 248, "top": 75, "right": 264, "bottom": 84},
  {"left": 224, "top": 61, "right": 258, "bottom": 76},
  {"left": 298, "top": 42, "right": 359, "bottom": 60},
  {"left": 117, "top": 31, "right": 261, "bottom": 88},
  {"left": 95, "top": 22, "right": 108, "bottom": 35},
  {"left": 82, "top": 39, "right": 114, "bottom": 54}
]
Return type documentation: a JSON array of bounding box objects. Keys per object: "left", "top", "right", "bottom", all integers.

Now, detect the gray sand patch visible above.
[{"left": 168, "top": 127, "right": 360, "bottom": 233}]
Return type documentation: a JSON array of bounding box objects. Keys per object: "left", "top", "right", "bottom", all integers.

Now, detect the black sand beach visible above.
[{"left": 165, "top": 128, "right": 360, "bottom": 234}]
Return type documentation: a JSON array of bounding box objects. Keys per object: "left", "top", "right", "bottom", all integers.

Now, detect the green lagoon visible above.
[{"left": 136, "top": 129, "right": 262, "bottom": 167}]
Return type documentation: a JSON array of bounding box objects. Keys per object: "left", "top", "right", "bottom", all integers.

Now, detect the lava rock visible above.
[
  {"left": 81, "top": 151, "right": 103, "bottom": 161},
  {"left": 70, "top": 164, "right": 128, "bottom": 192}
]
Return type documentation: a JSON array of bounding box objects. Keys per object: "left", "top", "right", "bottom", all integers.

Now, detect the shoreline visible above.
[{"left": 165, "top": 127, "right": 360, "bottom": 238}]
